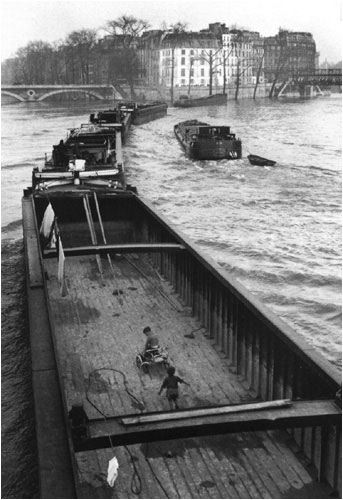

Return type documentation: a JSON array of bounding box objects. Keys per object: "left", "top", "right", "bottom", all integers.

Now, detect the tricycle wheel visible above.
[
  {"left": 142, "top": 362, "right": 149, "bottom": 373},
  {"left": 136, "top": 355, "right": 142, "bottom": 369}
]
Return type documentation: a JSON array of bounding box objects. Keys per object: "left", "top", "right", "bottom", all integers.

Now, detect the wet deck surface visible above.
[{"left": 44, "top": 253, "right": 333, "bottom": 499}]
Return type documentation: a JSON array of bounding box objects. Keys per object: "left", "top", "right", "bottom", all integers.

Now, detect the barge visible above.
[
  {"left": 33, "top": 124, "right": 127, "bottom": 191},
  {"left": 174, "top": 120, "right": 242, "bottom": 160},
  {"left": 22, "top": 110, "right": 341, "bottom": 499},
  {"left": 117, "top": 101, "right": 168, "bottom": 125},
  {"left": 174, "top": 93, "right": 227, "bottom": 108}
]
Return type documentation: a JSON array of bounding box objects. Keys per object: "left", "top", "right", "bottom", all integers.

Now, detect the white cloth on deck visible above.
[
  {"left": 107, "top": 456, "right": 119, "bottom": 487},
  {"left": 58, "top": 237, "right": 65, "bottom": 284},
  {"left": 39, "top": 202, "right": 55, "bottom": 239},
  {"left": 49, "top": 229, "right": 57, "bottom": 249}
]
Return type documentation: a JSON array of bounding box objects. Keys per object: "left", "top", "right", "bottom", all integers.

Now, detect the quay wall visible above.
[
  {"left": 124, "top": 83, "right": 271, "bottom": 103},
  {"left": 138, "top": 196, "right": 342, "bottom": 496}
]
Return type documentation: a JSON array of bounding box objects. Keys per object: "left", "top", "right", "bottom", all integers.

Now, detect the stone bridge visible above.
[{"left": 1, "top": 84, "right": 125, "bottom": 102}]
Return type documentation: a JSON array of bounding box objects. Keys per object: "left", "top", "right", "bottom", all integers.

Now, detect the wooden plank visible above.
[
  {"left": 122, "top": 399, "right": 292, "bottom": 426},
  {"left": 76, "top": 400, "right": 341, "bottom": 451},
  {"left": 44, "top": 242, "right": 185, "bottom": 258},
  {"left": 82, "top": 195, "right": 103, "bottom": 279}
]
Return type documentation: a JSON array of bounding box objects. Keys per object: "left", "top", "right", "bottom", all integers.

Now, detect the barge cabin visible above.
[{"left": 33, "top": 109, "right": 131, "bottom": 192}]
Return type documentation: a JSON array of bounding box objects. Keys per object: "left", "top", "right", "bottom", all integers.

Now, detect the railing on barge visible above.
[{"left": 136, "top": 196, "right": 342, "bottom": 496}]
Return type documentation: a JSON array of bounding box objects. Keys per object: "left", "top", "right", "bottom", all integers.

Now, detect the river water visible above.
[{"left": 1, "top": 96, "right": 342, "bottom": 497}]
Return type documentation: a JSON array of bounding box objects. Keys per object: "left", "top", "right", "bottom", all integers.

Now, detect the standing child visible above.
[{"left": 158, "top": 366, "right": 189, "bottom": 409}]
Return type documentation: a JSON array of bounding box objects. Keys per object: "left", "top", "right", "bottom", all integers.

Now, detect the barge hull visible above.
[
  {"left": 132, "top": 103, "right": 168, "bottom": 125},
  {"left": 24, "top": 190, "right": 341, "bottom": 498},
  {"left": 22, "top": 196, "right": 76, "bottom": 498}
]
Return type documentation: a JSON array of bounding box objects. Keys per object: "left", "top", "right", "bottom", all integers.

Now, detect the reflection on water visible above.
[{"left": 1, "top": 96, "right": 341, "bottom": 497}]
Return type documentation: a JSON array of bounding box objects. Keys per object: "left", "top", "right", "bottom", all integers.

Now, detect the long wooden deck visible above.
[{"left": 44, "top": 252, "right": 333, "bottom": 499}]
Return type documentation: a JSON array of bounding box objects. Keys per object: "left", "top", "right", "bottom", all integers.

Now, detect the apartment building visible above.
[
  {"left": 205, "top": 23, "right": 264, "bottom": 86},
  {"left": 264, "top": 29, "right": 317, "bottom": 82},
  {"left": 139, "top": 30, "right": 220, "bottom": 88},
  {"left": 222, "top": 30, "right": 264, "bottom": 85}
]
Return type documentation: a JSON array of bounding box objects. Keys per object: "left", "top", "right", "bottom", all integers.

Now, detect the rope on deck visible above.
[
  {"left": 85, "top": 367, "right": 171, "bottom": 497},
  {"left": 86, "top": 367, "right": 143, "bottom": 495}
]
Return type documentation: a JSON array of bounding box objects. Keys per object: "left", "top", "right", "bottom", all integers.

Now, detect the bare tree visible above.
[
  {"left": 13, "top": 41, "right": 53, "bottom": 84},
  {"left": 105, "top": 15, "right": 150, "bottom": 98},
  {"left": 253, "top": 49, "right": 264, "bottom": 99},
  {"left": 268, "top": 42, "right": 293, "bottom": 98},
  {"left": 228, "top": 34, "right": 264, "bottom": 100},
  {"left": 64, "top": 29, "right": 97, "bottom": 84},
  {"left": 160, "top": 22, "right": 188, "bottom": 104},
  {"left": 198, "top": 48, "right": 222, "bottom": 95},
  {"left": 265, "top": 30, "right": 305, "bottom": 99},
  {"left": 222, "top": 45, "right": 236, "bottom": 94},
  {"left": 47, "top": 41, "right": 66, "bottom": 84},
  {"left": 170, "top": 21, "right": 188, "bottom": 33}
]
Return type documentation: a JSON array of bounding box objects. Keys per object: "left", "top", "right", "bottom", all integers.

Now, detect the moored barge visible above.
[
  {"left": 22, "top": 111, "right": 341, "bottom": 499},
  {"left": 174, "top": 120, "right": 242, "bottom": 160},
  {"left": 174, "top": 93, "right": 227, "bottom": 108},
  {"left": 117, "top": 101, "right": 168, "bottom": 125}
]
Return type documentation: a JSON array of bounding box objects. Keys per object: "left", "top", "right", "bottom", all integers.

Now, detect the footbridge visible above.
[
  {"left": 277, "top": 68, "right": 342, "bottom": 97},
  {"left": 1, "top": 84, "right": 125, "bottom": 102}
]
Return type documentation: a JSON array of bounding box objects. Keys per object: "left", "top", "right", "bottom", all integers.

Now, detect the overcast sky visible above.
[{"left": 1, "top": 0, "right": 342, "bottom": 63}]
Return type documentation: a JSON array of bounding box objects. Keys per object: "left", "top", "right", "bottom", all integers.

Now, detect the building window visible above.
[
  {"left": 201, "top": 79, "right": 205, "bottom": 85},
  {"left": 181, "top": 49, "right": 185, "bottom": 55},
  {"left": 201, "top": 68, "right": 204, "bottom": 77},
  {"left": 181, "top": 57, "right": 185, "bottom": 65},
  {"left": 181, "top": 68, "right": 185, "bottom": 76},
  {"left": 190, "top": 49, "right": 194, "bottom": 55},
  {"left": 190, "top": 68, "right": 194, "bottom": 76},
  {"left": 181, "top": 79, "right": 186, "bottom": 85}
]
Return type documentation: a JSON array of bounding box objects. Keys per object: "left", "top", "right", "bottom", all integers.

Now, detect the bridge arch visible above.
[
  {"left": 1, "top": 90, "right": 26, "bottom": 102},
  {"left": 37, "top": 88, "right": 106, "bottom": 101}
]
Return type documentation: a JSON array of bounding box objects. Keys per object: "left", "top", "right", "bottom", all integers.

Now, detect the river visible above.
[{"left": 1, "top": 95, "right": 341, "bottom": 497}]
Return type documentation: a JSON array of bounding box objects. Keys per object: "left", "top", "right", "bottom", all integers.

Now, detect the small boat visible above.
[
  {"left": 247, "top": 154, "right": 276, "bottom": 166},
  {"left": 174, "top": 93, "right": 227, "bottom": 108},
  {"left": 174, "top": 120, "right": 242, "bottom": 160}
]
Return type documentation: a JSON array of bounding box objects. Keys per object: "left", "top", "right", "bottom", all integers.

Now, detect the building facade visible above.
[
  {"left": 139, "top": 30, "right": 221, "bottom": 90},
  {"left": 205, "top": 23, "right": 264, "bottom": 88},
  {"left": 264, "top": 29, "right": 317, "bottom": 82},
  {"left": 222, "top": 29, "right": 264, "bottom": 86}
]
